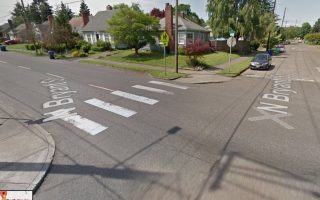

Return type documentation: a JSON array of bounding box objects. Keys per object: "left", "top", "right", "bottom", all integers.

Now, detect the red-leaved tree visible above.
[
  {"left": 185, "top": 39, "right": 214, "bottom": 68},
  {"left": 150, "top": 8, "right": 165, "bottom": 18}
]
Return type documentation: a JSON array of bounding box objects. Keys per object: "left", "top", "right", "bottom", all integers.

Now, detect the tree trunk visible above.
[{"left": 134, "top": 48, "right": 139, "bottom": 55}]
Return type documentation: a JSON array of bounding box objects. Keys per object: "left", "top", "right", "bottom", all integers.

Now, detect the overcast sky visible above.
[{"left": 0, "top": 0, "right": 319, "bottom": 27}]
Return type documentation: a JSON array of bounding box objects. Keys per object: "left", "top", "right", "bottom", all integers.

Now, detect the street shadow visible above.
[
  {"left": 195, "top": 151, "right": 320, "bottom": 200},
  {"left": 0, "top": 162, "right": 166, "bottom": 181},
  {"left": 26, "top": 118, "right": 46, "bottom": 125}
]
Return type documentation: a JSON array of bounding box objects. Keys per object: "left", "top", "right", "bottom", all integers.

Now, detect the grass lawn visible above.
[
  {"left": 217, "top": 58, "right": 252, "bottom": 77},
  {"left": 5, "top": 43, "right": 45, "bottom": 56},
  {"left": 99, "top": 49, "right": 240, "bottom": 68},
  {"left": 80, "top": 60, "right": 186, "bottom": 80}
]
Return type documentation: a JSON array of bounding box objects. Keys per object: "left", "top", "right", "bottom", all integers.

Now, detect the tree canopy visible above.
[
  {"left": 174, "top": 4, "right": 205, "bottom": 26},
  {"left": 150, "top": 8, "right": 165, "bottom": 19},
  {"left": 79, "top": 0, "right": 90, "bottom": 16},
  {"left": 108, "top": 7, "right": 159, "bottom": 55},
  {"left": 207, "top": 0, "right": 275, "bottom": 41},
  {"left": 313, "top": 18, "right": 320, "bottom": 33},
  {"left": 300, "top": 22, "right": 312, "bottom": 38},
  {"left": 11, "top": 0, "right": 52, "bottom": 26}
]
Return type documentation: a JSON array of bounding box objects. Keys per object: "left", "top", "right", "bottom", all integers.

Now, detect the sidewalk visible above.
[
  {"left": 0, "top": 101, "right": 55, "bottom": 191},
  {"left": 77, "top": 56, "right": 250, "bottom": 84}
]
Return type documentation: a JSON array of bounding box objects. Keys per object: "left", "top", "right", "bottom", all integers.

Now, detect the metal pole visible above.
[
  {"left": 175, "top": 0, "right": 178, "bottom": 73},
  {"left": 280, "top": 7, "right": 286, "bottom": 28},
  {"left": 164, "top": 46, "right": 167, "bottom": 75},
  {"left": 229, "top": 38, "right": 232, "bottom": 70}
]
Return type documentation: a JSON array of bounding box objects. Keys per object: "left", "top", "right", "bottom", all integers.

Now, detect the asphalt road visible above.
[{"left": 0, "top": 43, "right": 319, "bottom": 199}]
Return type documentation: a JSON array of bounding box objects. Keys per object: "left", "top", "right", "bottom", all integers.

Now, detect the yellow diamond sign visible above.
[{"left": 160, "top": 31, "right": 169, "bottom": 47}]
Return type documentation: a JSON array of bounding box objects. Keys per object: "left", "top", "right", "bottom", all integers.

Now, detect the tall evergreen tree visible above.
[
  {"left": 28, "top": 0, "right": 52, "bottom": 24},
  {"left": 79, "top": 0, "right": 90, "bottom": 16},
  {"left": 313, "top": 18, "right": 320, "bottom": 33},
  {"left": 55, "top": 2, "right": 74, "bottom": 26}
]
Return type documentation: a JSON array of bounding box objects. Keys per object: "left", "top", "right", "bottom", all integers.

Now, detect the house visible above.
[
  {"left": 159, "top": 3, "right": 210, "bottom": 50},
  {"left": 81, "top": 5, "right": 115, "bottom": 44},
  {"left": 0, "top": 23, "right": 14, "bottom": 40},
  {"left": 69, "top": 12, "right": 91, "bottom": 34}
]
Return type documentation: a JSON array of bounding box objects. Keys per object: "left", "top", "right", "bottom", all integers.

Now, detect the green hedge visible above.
[{"left": 304, "top": 33, "right": 320, "bottom": 45}]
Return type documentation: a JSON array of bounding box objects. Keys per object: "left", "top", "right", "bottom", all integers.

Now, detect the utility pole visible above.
[
  {"left": 266, "top": 0, "right": 277, "bottom": 51},
  {"left": 175, "top": 0, "right": 178, "bottom": 73},
  {"left": 281, "top": 7, "right": 286, "bottom": 28}
]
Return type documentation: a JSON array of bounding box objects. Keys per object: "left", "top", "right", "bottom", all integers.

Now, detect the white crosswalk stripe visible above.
[
  {"left": 111, "top": 90, "right": 158, "bottom": 105},
  {"left": 62, "top": 115, "right": 107, "bottom": 135},
  {"left": 132, "top": 85, "right": 174, "bottom": 95},
  {"left": 85, "top": 98, "right": 137, "bottom": 118},
  {"left": 149, "top": 81, "right": 188, "bottom": 90}
]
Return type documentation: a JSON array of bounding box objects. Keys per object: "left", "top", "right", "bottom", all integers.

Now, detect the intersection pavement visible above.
[{"left": 0, "top": 43, "right": 319, "bottom": 199}]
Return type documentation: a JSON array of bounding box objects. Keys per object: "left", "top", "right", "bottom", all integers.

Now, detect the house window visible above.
[
  {"left": 178, "top": 33, "right": 186, "bottom": 45},
  {"left": 186, "top": 32, "right": 194, "bottom": 44},
  {"left": 104, "top": 33, "right": 110, "bottom": 42},
  {"left": 86, "top": 34, "right": 92, "bottom": 43}
]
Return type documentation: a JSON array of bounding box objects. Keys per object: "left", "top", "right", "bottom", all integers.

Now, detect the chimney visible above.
[
  {"left": 106, "top": 5, "right": 113, "bottom": 10},
  {"left": 165, "top": 3, "right": 174, "bottom": 51},
  {"left": 81, "top": 11, "right": 89, "bottom": 27},
  {"left": 48, "top": 15, "right": 53, "bottom": 31}
]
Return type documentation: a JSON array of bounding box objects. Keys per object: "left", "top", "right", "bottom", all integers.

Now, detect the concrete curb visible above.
[
  {"left": 0, "top": 101, "right": 55, "bottom": 192},
  {"left": 26, "top": 123, "right": 55, "bottom": 192}
]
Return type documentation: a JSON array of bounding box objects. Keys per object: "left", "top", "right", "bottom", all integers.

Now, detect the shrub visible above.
[
  {"left": 79, "top": 52, "right": 88, "bottom": 57},
  {"left": 95, "top": 40, "right": 111, "bottom": 51},
  {"left": 178, "top": 47, "right": 186, "bottom": 55},
  {"left": 304, "top": 33, "right": 320, "bottom": 45},
  {"left": 185, "top": 39, "right": 212, "bottom": 68},
  {"left": 91, "top": 45, "right": 105, "bottom": 52},
  {"left": 250, "top": 40, "right": 260, "bottom": 51},
  {"left": 71, "top": 51, "right": 80, "bottom": 57},
  {"left": 25, "top": 44, "right": 30, "bottom": 50},
  {"left": 82, "top": 43, "right": 91, "bottom": 53}
]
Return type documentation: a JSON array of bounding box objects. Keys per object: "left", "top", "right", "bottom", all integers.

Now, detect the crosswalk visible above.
[{"left": 55, "top": 81, "right": 188, "bottom": 135}]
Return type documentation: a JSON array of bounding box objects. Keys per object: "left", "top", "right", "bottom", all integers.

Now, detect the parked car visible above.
[
  {"left": 250, "top": 53, "right": 272, "bottom": 70},
  {"left": 4, "top": 39, "right": 19, "bottom": 45},
  {"left": 275, "top": 44, "right": 285, "bottom": 53}
]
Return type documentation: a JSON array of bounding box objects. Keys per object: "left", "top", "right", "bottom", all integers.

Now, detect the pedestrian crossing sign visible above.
[{"left": 160, "top": 31, "right": 169, "bottom": 47}]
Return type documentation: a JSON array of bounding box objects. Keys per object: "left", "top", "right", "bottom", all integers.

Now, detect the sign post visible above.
[
  {"left": 160, "top": 31, "right": 170, "bottom": 75},
  {"left": 227, "top": 31, "right": 237, "bottom": 69}
]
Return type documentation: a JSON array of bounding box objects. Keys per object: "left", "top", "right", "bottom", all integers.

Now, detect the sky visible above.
[{"left": 0, "top": 0, "right": 319, "bottom": 27}]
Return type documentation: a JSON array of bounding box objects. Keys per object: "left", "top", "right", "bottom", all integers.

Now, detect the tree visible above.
[
  {"left": 174, "top": 4, "right": 205, "bottom": 26},
  {"left": 11, "top": 0, "right": 52, "bottom": 25},
  {"left": 207, "top": 0, "right": 275, "bottom": 41},
  {"left": 28, "top": 0, "right": 52, "bottom": 24},
  {"left": 282, "top": 26, "right": 301, "bottom": 39},
  {"left": 55, "top": 2, "right": 74, "bottom": 25},
  {"left": 150, "top": 8, "right": 165, "bottom": 18},
  {"left": 79, "top": 0, "right": 90, "bottom": 16},
  {"left": 300, "top": 22, "right": 312, "bottom": 38},
  {"left": 313, "top": 18, "right": 320, "bottom": 33},
  {"left": 108, "top": 7, "right": 159, "bottom": 55},
  {"left": 113, "top": 3, "right": 142, "bottom": 12}
]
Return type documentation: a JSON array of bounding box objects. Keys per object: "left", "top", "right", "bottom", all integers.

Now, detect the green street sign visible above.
[{"left": 160, "top": 31, "right": 170, "bottom": 46}]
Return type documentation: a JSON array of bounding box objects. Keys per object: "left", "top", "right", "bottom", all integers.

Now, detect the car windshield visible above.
[{"left": 254, "top": 54, "right": 268, "bottom": 61}]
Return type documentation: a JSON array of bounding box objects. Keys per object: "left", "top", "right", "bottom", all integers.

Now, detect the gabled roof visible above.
[
  {"left": 0, "top": 23, "right": 10, "bottom": 33},
  {"left": 69, "top": 16, "right": 93, "bottom": 32},
  {"left": 160, "top": 16, "right": 209, "bottom": 32},
  {"left": 81, "top": 10, "right": 116, "bottom": 32}
]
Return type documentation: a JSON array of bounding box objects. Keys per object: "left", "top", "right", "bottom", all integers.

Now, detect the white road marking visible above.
[
  {"left": 62, "top": 115, "right": 107, "bottom": 135},
  {"left": 0, "top": 60, "right": 7, "bottom": 64},
  {"left": 316, "top": 67, "right": 320, "bottom": 73},
  {"left": 149, "top": 81, "right": 188, "bottom": 90},
  {"left": 295, "top": 79, "right": 315, "bottom": 82},
  {"left": 85, "top": 98, "right": 137, "bottom": 118},
  {"left": 111, "top": 90, "right": 158, "bottom": 105},
  {"left": 89, "top": 84, "right": 115, "bottom": 92},
  {"left": 17, "top": 66, "right": 31, "bottom": 70},
  {"left": 132, "top": 85, "right": 174, "bottom": 95},
  {"left": 46, "top": 73, "right": 64, "bottom": 79}
]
